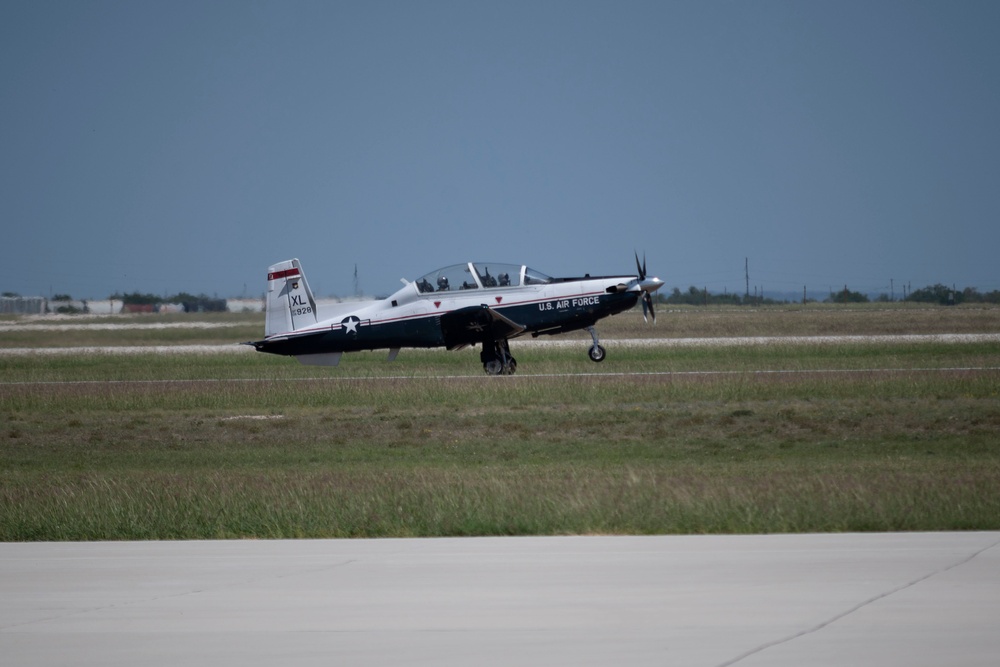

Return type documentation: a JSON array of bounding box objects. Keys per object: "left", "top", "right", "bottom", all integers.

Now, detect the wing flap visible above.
[{"left": 440, "top": 305, "right": 526, "bottom": 350}]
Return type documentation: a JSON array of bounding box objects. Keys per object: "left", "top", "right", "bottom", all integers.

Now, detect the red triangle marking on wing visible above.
[
  {"left": 434, "top": 301, "right": 441, "bottom": 308},
  {"left": 495, "top": 296, "right": 503, "bottom": 304}
]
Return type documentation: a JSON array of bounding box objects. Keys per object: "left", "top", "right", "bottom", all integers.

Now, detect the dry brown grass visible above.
[
  {"left": 592, "top": 303, "right": 1000, "bottom": 338},
  {"left": 2, "top": 303, "right": 999, "bottom": 349}
]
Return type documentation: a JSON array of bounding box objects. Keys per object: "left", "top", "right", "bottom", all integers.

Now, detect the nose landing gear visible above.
[{"left": 585, "top": 326, "right": 606, "bottom": 362}]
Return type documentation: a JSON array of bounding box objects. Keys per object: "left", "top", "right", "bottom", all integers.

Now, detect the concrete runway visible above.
[
  {"left": 4, "top": 332, "right": 1000, "bottom": 356},
  {"left": 2, "top": 533, "right": 999, "bottom": 666}
]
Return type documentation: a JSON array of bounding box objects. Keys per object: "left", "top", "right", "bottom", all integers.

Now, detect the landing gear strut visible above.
[
  {"left": 585, "top": 326, "right": 606, "bottom": 362},
  {"left": 481, "top": 339, "right": 517, "bottom": 375}
]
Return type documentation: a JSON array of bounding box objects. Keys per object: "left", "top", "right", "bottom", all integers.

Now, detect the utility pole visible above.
[
  {"left": 353, "top": 264, "right": 360, "bottom": 298},
  {"left": 890, "top": 279, "right": 894, "bottom": 302},
  {"left": 744, "top": 258, "right": 749, "bottom": 301}
]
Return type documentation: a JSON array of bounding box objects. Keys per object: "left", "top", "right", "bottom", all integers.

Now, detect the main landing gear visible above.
[
  {"left": 481, "top": 339, "right": 517, "bottom": 375},
  {"left": 585, "top": 326, "right": 606, "bottom": 362}
]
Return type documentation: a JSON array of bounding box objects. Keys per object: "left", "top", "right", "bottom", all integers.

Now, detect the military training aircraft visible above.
[{"left": 247, "top": 255, "right": 664, "bottom": 374}]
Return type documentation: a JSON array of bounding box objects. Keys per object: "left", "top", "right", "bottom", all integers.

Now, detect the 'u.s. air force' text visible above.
[{"left": 539, "top": 296, "right": 601, "bottom": 311}]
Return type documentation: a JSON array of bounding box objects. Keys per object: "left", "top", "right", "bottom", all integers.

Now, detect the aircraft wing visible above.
[{"left": 440, "top": 304, "right": 526, "bottom": 350}]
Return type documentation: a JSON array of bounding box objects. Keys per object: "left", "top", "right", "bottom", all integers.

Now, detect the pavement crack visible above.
[{"left": 716, "top": 536, "right": 1000, "bottom": 667}]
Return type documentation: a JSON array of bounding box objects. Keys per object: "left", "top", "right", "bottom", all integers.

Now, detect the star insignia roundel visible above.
[{"left": 341, "top": 316, "right": 361, "bottom": 334}]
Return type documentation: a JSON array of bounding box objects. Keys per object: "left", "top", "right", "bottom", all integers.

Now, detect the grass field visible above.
[{"left": 2, "top": 305, "right": 999, "bottom": 540}]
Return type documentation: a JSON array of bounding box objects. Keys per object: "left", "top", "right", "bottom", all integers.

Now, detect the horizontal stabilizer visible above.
[{"left": 296, "top": 352, "right": 343, "bottom": 367}]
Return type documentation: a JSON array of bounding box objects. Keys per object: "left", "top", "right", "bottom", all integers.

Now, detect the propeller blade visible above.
[{"left": 632, "top": 252, "right": 661, "bottom": 324}]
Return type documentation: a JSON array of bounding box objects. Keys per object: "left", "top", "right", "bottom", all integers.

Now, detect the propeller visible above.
[{"left": 633, "top": 251, "right": 664, "bottom": 324}]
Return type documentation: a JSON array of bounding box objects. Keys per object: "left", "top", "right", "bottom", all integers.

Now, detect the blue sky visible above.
[{"left": 2, "top": 1, "right": 998, "bottom": 300}]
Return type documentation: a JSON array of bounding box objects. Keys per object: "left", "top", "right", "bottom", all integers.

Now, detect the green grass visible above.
[{"left": 2, "top": 306, "right": 1000, "bottom": 540}]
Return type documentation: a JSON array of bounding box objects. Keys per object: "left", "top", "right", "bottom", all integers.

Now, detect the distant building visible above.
[
  {"left": 46, "top": 299, "right": 87, "bottom": 314},
  {"left": 226, "top": 298, "right": 265, "bottom": 313},
  {"left": 84, "top": 300, "right": 118, "bottom": 315},
  {"left": 0, "top": 296, "right": 46, "bottom": 315}
]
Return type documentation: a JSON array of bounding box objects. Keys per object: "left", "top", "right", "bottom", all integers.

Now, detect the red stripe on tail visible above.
[{"left": 268, "top": 268, "right": 301, "bottom": 281}]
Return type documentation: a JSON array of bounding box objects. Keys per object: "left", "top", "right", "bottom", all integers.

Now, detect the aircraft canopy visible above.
[{"left": 414, "top": 263, "right": 552, "bottom": 294}]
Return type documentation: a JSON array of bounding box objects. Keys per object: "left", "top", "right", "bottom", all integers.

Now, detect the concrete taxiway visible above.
[{"left": 2, "top": 533, "right": 998, "bottom": 666}]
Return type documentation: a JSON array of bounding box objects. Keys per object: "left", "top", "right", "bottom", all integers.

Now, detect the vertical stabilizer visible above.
[{"left": 265, "top": 259, "right": 318, "bottom": 337}]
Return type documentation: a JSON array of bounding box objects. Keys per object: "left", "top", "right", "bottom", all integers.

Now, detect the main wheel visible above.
[
  {"left": 484, "top": 359, "right": 504, "bottom": 375},
  {"left": 503, "top": 357, "right": 517, "bottom": 375},
  {"left": 588, "top": 344, "right": 606, "bottom": 362}
]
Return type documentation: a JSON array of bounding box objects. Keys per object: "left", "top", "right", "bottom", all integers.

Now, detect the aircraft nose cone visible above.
[{"left": 641, "top": 277, "right": 664, "bottom": 293}]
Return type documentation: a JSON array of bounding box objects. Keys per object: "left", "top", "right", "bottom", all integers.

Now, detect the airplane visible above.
[{"left": 246, "top": 255, "right": 664, "bottom": 374}]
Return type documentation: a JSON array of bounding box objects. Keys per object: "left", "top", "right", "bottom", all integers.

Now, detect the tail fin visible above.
[{"left": 265, "top": 258, "right": 319, "bottom": 337}]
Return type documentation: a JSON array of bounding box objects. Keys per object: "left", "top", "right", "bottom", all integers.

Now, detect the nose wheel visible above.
[{"left": 585, "top": 326, "right": 606, "bottom": 363}]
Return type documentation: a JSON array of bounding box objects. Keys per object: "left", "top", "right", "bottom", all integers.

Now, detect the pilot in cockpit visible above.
[
  {"left": 499, "top": 272, "right": 510, "bottom": 286},
  {"left": 481, "top": 267, "right": 498, "bottom": 287},
  {"left": 437, "top": 275, "right": 450, "bottom": 291}
]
